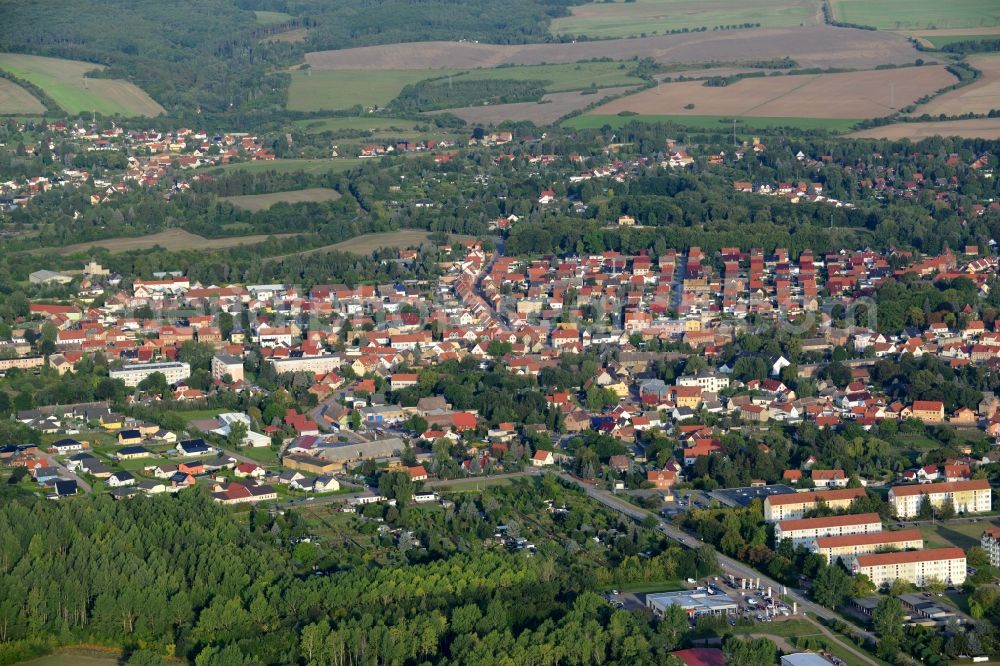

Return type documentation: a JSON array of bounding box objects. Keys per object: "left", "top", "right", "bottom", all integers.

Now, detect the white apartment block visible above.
[
  {"left": 676, "top": 370, "right": 730, "bottom": 394},
  {"left": 982, "top": 527, "right": 1000, "bottom": 568},
  {"left": 775, "top": 513, "right": 882, "bottom": 548},
  {"left": 268, "top": 354, "right": 340, "bottom": 375},
  {"left": 888, "top": 479, "right": 992, "bottom": 519},
  {"left": 852, "top": 548, "right": 966, "bottom": 588},
  {"left": 815, "top": 529, "right": 923, "bottom": 562},
  {"left": 110, "top": 361, "right": 191, "bottom": 387}
]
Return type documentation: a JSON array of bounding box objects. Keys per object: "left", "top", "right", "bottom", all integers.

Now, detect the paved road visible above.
[
  {"left": 40, "top": 452, "right": 93, "bottom": 493},
  {"left": 555, "top": 471, "right": 878, "bottom": 646}
]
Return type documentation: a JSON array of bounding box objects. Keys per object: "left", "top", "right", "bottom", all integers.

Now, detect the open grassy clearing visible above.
[
  {"left": 550, "top": 0, "right": 821, "bottom": 39},
  {"left": 587, "top": 67, "right": 955, "bottom": 119},
  {"left": 268, "top": 230, "right": 475, "bottom": 260},
  {"left": 215, "top": 158, "right": 365, "bottom": 175},
  {"left": 564, "top": 114, "right": 860, "bottom": 132},
  {"left": 917, "top": 520, "right": 997, "bottom": 551},
  {"left": 288, "top": 69, "right": 457, "bottom": 111},
  {"left": 830, "top": 0, "right": 1000, "bottom": 31},
  {"left": 16, "top": 647, "right": 121, "bottom": 666},
  {"left": 222, "top": 187, "right": 342, "bottom": 212},
  {"left": 0, "top": 53, "right": 164, "bottom": 116},
  {"left": 0, "top": 77, "right": 45, "bottom": 114},
  {"left": 914, "top": 55, "right": 1000, "bottom": 116},
  {"left": 849, "top": 118, "right": 1000, "bottom": 139},
  {"left": 254, "top": 10, "right": 294, "bottom": 24},
  {"left": 293, "top": 116, "right": 418, "bottom": 133},
  {"left": 305, "top": 27, "right": 922, "bottom": 72},
  {"left": 44, "top": 229, "right": 300, "bottom": 255},
  {"left": 288, "top": 62, "right": 643, "bottom": 112},
  {"left": 431, "top": 86, "right": 637, "bottom": 125}
]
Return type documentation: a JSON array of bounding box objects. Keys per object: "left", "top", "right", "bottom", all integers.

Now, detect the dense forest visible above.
[{"left": 0, "top": 477, "right": 714, "bottom": 665}]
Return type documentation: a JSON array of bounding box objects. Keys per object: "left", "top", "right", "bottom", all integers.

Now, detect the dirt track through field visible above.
[{"left": 305, "top": 26, "right": 923, "bottom": 72}]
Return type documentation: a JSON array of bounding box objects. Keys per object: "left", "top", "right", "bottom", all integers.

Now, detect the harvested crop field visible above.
[
  {"left": 588, "top": 66, "right": 955, "bottom": 119},
  {"left": 914, "top": 56, "right": 1000, "bottom": 116},
  {"left": 0, "top": 53, "right": 164, "bottom": 116},
  {"left": 551, "top": 0, "right": 821, "bottom": 39},
  {"left": 222, "top": 188, "right": 342, "bottom": 212},
  {"left": 46, "top": 229, "right": 299, "bottom": 255},
  {"left": 0, "top": 77, "right": 45, "bottom": 113},
  {"left": 429, "top": 86, "right": 636, "bottom": 124},
  {"left": 304, "top": 26, "right": 922, "bottom": 72},
  {"left": 849, "top": 118, "right": 1000, "bottom": 140}
]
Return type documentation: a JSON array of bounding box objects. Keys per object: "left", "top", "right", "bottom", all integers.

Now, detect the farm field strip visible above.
[
  {"left": 911, "top": 55, "right": 1000, "bottom": 116},
  {"left": 0, "top": 77, "right": 46, "bottom": 113},
  {"left": 848, "top": 118, "right": 1000, "bottom": 139},
  {"left": 215, "top": 158, "right": 365, "bottom": 175},
  {"left": 287, "top": 62, "right": 643, "bottom": 112},
  {"left": 303, "top": 26, "right": 923, "bottom": 72},
  {"left": 221, "top": 187, "right": 342, "bottom": 212},
  {"left": 563, "top": 114, "right": 861, "bottom": 131},
  {"left": 550, "top": 0, "right": 821, "bottom": 39},
  {"left": 268, "top": 230, "right": 475, "bottom": 260},
  {"left": 428, "top": 86, "right": 637, "bottom": 125},
  {"left": 0, "top": 53, "right": 164, "bottom": 116},
  {"left": 586, "top": 66, "right": 956, "bottom": 119},
  {"left": 829, "top": 0, "right": 1000, "bottom": 31}
]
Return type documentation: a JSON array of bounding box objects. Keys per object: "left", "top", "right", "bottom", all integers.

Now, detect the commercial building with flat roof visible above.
[
  {"left": 775, "top": 512, "right": 882, "bottom": 547},
  {"left": 816, "top": 529, "right": 923, "bottom": 562},
  {"left": 763, "top": 487, "right": 866, "bottom": 522},
  {"left": 888, "top": 479, "right": 991, "bottom": 519},
  {"left": 645, "top": 590, "right": 738, "bottom": 617},
  {"left": 851, "top": 547, "right": 966, "bottom": 588}
]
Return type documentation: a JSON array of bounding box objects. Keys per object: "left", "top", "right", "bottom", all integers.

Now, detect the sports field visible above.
[
  {"left": 0, "top": 77, "right": 45, "bottom": 113},
  {"left": 830, "top": 0, "right": 1000, "bottom": 31},
  {"left": 217, "top": 158, "right": 365, "bottom": 175},
  {"left": 49, "top": 229, "right": 299, "bottom": 255},
  {"left": 287, "top": 62, "right": 643, "bottom": 111},
  {"left": 587, "top": 66, "right": 955, "bottom": 120},
  {"left": 564, "top": 114, "right": 860, "bottom": 132},
  {"left": 0, "top": 53, "right": 164, "bottom": 116},
  {"left": 222, "top": 187, "right": 342, "bottom": 212},
  {"left": 551, "top": 0, "right": 821, "bottom": 39}
]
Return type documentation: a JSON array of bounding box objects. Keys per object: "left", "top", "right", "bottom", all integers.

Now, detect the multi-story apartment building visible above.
[
  {"left": 981, "top": 526, "right": 1000, "bottom": 568},
  {"left": 815, "top": 529, "right": 923, "bottom": 562},
  {"left": 851, "top": 548, "right": 966, "bottom": 588},
  {"left": 109, "top": 361, "right": 191, "bottom": 387},
  {"left": 268, "top": 355, "right": 340, "bottom": 375},
  {"left": 774, "top": 513, "right": 883, "bottom": 547},
  {"left": 211, "top": 354, "right": 245, "bottom": 382},
  {"left": 888, "top": 479, "right": 992, "bottom": 519},
  {"left": 763, "top": 487, "right": 867, "bottom": 522}
]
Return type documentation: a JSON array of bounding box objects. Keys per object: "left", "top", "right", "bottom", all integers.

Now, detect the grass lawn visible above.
[
  {"left": 0, "top": 53, "right": 164, "bottom": 116},
  {"left": 178, "top": 409, "right": 227, "bottom": 423},
  {"left": 237, "top": 447, "right": 280, "bottom": 465},
  {"left": 918, "top": 520, "right": 997, "bottom": 550},
  {"left": 564, "top": 113, "right": 859, "bottom": 132},
  {"left": 730, "top": 619, "right": 817, "bottom": 638},
  {"left": 254, "top": 10, "right": 293, "bottom": 24},
  {"left": 222, "top": 187, "right": 341, "bottom": 212},
  {"left": 293, "top": 116, "right": 418, "bottom": 133},
  {"left": 617, "top": 580, "right": 685, "bottom": 593},
  {"left": 830, "top": 0, "right": 1000, "bottom": 31},
  {"left": 288, "top": 69, "right": 458, "bottom": 111},
  {"left": 551, "top": 0, "right": 820, "bottom": 38},
  {"left": 921, "top": 33, "right": 1000, "bottom": 48},
  {"left": 437, "top": 477, "right": 515, "bottom": 492},
  {"left": 214, "top": 158, "right": 364, "bottom": 175},
  {"left": 288, "top": 62, "right": 643, "bottom": 112},
  {"left": 17, "top": 649, "right": 121, "bottom": 666}
]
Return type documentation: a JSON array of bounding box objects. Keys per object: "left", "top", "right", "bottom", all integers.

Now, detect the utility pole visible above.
[
  {"left": 889, "top": 82, "right": 895, "bottom": 109},
  {"left": 733, "top": 118, "right": 737, "bottom": 147}
]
